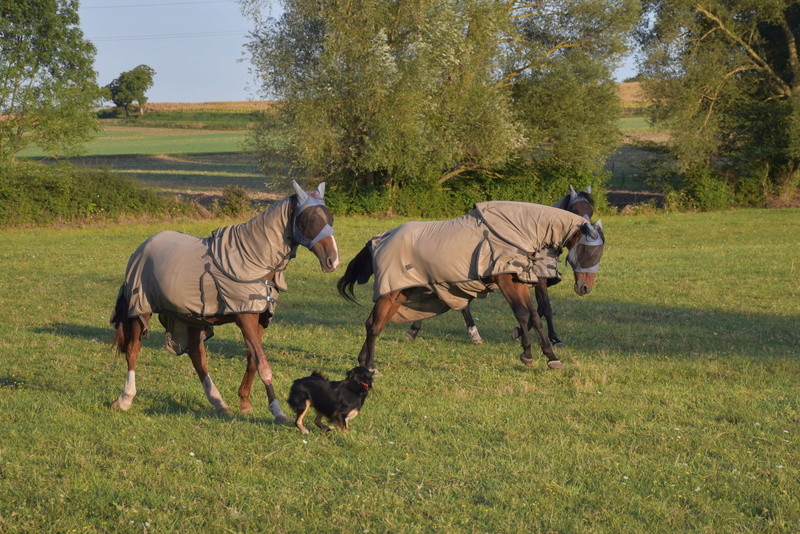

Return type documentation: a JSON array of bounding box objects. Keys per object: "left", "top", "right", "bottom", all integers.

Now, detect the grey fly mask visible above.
[
  {"left": 291, "top": 180, "right": 334, "bottom": 249},
  {"left": 566, "top": 219, "right": 604, "bottom": 273}
]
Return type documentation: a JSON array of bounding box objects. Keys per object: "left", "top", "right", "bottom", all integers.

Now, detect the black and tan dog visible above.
[{"left": 287, "top": 366, "right": 374, "bottom": 434}]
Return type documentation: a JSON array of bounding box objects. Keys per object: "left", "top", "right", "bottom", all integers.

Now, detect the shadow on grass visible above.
[
  {"left": 36, "top": 298, "right": 800, "bottom": 366},
  {"left": 31, "top": 153, "right": 297, "bottom": 194}
]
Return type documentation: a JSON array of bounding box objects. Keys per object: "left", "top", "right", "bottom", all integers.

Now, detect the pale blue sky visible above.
[{"left": 79, "top": 0, "right": 637, "bottom": 103}]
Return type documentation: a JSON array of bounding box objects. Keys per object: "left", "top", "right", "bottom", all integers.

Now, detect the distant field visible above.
[
  {"left": 145, "top": 101, "right": 276, "bottom": 113},
  {"left": 64, "top": 153, "right": 295, "bottom": 198},
  {"left": 618, "top": 81, "right": 647, "bottom": 112},
  {"left": 19, "top": 99, "right": 665, "bottom": 196},
  {"left": 19, "top": 126, "right": 249, "bottom": 158}
]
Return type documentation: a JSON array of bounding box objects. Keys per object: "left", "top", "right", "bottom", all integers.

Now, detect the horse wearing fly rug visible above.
[
  {"left": 110, "top": 181, "right": 339, "bottom": 423},
  {"left": 404, "top": 185, "right": 595, "bottom": 346},
  {"left": 337, "top": 201, "right": 604, "bottom": 371}
]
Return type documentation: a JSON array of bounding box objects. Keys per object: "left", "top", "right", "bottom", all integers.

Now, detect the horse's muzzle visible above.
[
  {"left": 313, "top": 236, "right": 340, "bottom": 273},
  {"left": 573, "top": 272, "right": 595, "bottom": 296}
]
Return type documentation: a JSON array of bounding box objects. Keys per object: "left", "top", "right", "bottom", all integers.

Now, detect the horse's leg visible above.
[
  {"left": 461, "top": 303, "right": 482, "bottom": 344},
  {"left": 237, "top": 351, "right": 257, "bottom": 414},
  {"left": 535, "top": 282, "right": 563, "bottom": 347},
  {"left": 186, "top": 326, "right": 231, "bottom": 414},
  {"left": 405, "top": 320, "right": 423, "bottom": 341},
  {"left": 235, "top": 313, "right": 291, "bottom": 424},
  {"left": 111, "top": 315, "right": 148, "bottom": 410},
  {"left": 496, "top": 275, "right": 561, "bottom": 369},
  {"left": 357, "top": 291, "right": 402, "bottom": 373}
]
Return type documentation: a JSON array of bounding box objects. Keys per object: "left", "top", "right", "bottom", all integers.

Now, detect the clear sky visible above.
[
  {"left": 79, "top": 0, "right": 637, "bottom": 104},
  {"left": 79, "top": 0, "right": 265, "bottom": 103}
]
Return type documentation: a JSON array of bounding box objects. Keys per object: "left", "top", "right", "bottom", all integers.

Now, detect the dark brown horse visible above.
[
  {"left": 404, "top": 185, "right": 595, "bottom": 346},
  {"left": 338, "top": 201, "right": 604, "bottom": 372},
  {"left": 110, "top": 182, "right": 338, "bottom": 423}
]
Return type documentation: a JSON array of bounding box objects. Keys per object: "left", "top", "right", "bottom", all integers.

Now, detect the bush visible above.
[
  {"left": 219, "top": 186, "right": 251, "bottom": 217},
  {"left": 326, "top": 160, "right": 611, "bottom": 218},
  {"left": 0, "top": 162, "right": 170, "bottom": 226},
  {"left": 681, "top": 168, "right": 736, "bottom": 211}
]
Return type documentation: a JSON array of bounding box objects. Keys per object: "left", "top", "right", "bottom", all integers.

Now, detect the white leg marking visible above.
[
  {"left": 115, "top": 370, "right": 137, "bottom": 411},
  {"left": 202, "top": 375, "right": 230, "bottom": 413},
  {"left": 269, "top": 399, "right": 290, "bottom": 423},
  {"left": 330, "top": 236, "right": 340, "bottom": 270},
  {"left": 468, "top": 325, "right": 483, "bottom": 344}
]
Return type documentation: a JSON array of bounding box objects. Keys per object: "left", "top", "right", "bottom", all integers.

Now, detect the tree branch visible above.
[
  {"left": 438, "top": 165, "right": 470, "bottom": 183},
  {"left": 780, "top": 9, "right": 800, "bottom": 93},
  {"left": 693, "top": 3, "right": 793, "bottom": 97}
]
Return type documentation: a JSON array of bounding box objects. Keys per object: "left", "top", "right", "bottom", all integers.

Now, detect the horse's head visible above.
[
  {"left": 554, "top": 184, "right": 594, "bottom": 219},
  {"left": 564, "top": 219, "right": 604, "bottom": 296},
  {"left": 291, "top": 181, "right": 340, "bottom": 273}
]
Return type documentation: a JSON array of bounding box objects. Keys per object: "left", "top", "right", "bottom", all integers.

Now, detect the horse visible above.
[
  {"left": 404, "top": 185, "right": 595, "bottom": 346},
  {"left": 337, "top": 201, "right": 604, "bottom": 372},
  {"left": 110, "top": 181, "right": 339, "bottom": 423}
]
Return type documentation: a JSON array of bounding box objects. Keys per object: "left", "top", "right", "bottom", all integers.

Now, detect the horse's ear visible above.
[
  {"left": 569, "top": 184, "right": 577, "bottom": 200},
  {"left": 317, "top": 182, "right": 326, "bottom": 199},
  {"left": 585, "top": 185, "right": 592, "bottom": 194},
  {"left": 595, "top": 219, "right": 602, "bottom": 230},
  {"left": 292, "top": 180, "right": 309, "bottom": 204},
  {"left": 583, "top": 222, "right": 599, "bottom": 240}
]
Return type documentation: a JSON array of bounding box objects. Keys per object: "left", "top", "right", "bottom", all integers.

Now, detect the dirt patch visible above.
[{"left": 606, "top": 190, "right": 665, "bottom": 210}]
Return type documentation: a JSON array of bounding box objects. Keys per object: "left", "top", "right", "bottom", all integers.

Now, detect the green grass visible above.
[
  {"left": 18, "top": 126, "right": 249, "bottom": 158},
  {"left": 618, "top": 116, "right": 654, "bottom": 131},
  {"left": 1, "top": 209, "right": 798, "bottom": 532},
  {"left": 102, "top": 111, "right": 257, "bottom": 131}
]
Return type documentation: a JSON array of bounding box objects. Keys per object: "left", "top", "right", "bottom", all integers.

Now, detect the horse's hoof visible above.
[
  {"left": 404, "top": 332, "right": 417, "bottom": 341},
  {"left": 553, "top": 342, "right": 565, "bottom": 348},
  {"left": 519, "top": 354, "right": 534, "bottom": 366},
  {"left": 511, "top": 327, "right": 522, "bottom": 340},
  {"left": 471, "top": 338, "right": 483, "bottom": 345},
  {"left": 547, "top": 360, "right": 564, "bottom": 369},
  {"left": 369, "top": 368, "right": 383, "bottom": 377},
  {"left": 274, "top": 413, "right": 292, "bottom": 425},
  {"left": 110, "top": 398, "right": 129, "bottom": 411},
  {"left": 239, "top": 404, "right": 253, "bottom": 414}
]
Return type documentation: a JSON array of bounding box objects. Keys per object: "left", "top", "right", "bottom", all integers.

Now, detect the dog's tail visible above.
[{"left": 336, "top": 242, "right": 374, "bottom": 304}]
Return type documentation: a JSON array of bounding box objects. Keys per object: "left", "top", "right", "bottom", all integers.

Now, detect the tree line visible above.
[{"left": 2, "top": 0, "right": 798, "bottom": 213}]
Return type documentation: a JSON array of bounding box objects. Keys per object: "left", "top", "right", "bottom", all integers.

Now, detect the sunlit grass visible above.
[{"left": 0, "top": 209, "right": 798, "bottom": 531}]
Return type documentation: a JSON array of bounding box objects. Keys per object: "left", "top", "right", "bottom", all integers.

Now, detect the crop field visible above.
[
  {"left": 1, "top": 207, "right": 798, "bottom": 532},
  {"left": 19, "top": 126, "right": 249, "bottom": 159}
]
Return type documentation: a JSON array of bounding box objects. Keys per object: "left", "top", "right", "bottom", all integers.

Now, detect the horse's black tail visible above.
[
  {"left": 337, "top": 243, "right": 374, "bottom": 304},
  {"left": 110, "top": 286, "right": 128, "bottom": 355}
]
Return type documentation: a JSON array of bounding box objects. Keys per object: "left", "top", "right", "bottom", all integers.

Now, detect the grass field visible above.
[
  {"left": 18, "top": 126, "right": 249, "bottom": 158},
  {"left": 1, "top": 208, "right": 798, "bottom": 532}
]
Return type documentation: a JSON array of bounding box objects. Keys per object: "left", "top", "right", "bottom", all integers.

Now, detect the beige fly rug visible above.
[
  {"left": 118, "top": 196, "right": 296, "bottom": 354},
  {"left": 370, "top": 201, "right": 586, "bottom": 323}
]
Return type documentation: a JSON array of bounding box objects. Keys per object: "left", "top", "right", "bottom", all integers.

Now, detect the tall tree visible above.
[
  {"left": 106, "top": 65, "right": 156, "bottom": 117},
  {"left": 639, "top": 0, "right": 800, "bottom": 207},
  {"left": 0, "top": 0, "right": 101, "bottom": 161},
  {"left": 242, "top": 0, "right": 637, "bottom": 213}
]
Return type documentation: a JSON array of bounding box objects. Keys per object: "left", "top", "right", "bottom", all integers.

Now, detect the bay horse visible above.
[
  {"left": 404, "top": 185, "right": 594, "bottom": 346},
  {"left": 337, "top": 201, "right": 604, "bottom": 372},
  {"left": 110, "top": 181, "right": 338, "bottom": 423}
]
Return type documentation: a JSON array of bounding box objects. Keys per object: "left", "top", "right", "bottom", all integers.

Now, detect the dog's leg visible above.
[
  {"left": 314, "top": 412, "right": 333, "bottom": 432},
  {"left": 295, "top": 399, "right": 311, "bottom": 434}
]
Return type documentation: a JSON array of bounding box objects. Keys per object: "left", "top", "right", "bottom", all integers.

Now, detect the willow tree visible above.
[
  {"left": 242, "top": 0, "right": 637, "bottom": 213},
  {"left": 639, "top": 0, "right": 800, "bottom": 207},
  {"left": 0, "top": 0, "right": 101, "bottom": 162}
]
